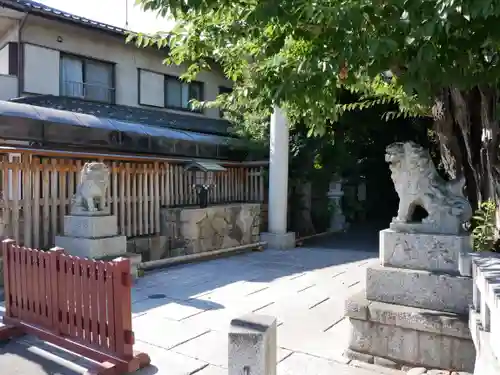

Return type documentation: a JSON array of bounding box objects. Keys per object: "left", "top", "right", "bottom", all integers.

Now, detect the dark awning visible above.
[
  {"left": 0, "top": 100, "right": 243, "bottom": 147},
  {"left": 184, "top": 160, "right": 227, "bottom": 172}
]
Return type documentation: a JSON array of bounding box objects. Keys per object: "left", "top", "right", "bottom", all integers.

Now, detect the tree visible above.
[{"left": 132, "top": 0, "right": 500, "bottom": 210}]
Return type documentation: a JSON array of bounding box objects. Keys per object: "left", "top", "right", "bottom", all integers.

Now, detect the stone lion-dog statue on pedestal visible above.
[
  {"left": 71, "top": 162, "right": 110, "bottom": 214},
  {"left": 385, "top": 141, "right": 472, "bottom": 234}
]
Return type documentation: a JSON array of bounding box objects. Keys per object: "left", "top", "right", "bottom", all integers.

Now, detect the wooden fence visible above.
[
  {"left": 0, "top": 239, "right": 150, "bottom": 374},
  {"left": 0, "top": 152, "right": 266, "bottom": 249}
]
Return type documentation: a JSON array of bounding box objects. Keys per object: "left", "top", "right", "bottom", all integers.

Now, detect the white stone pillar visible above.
[{"left": 260, "top": 106, "right": 295, "bottom": 249}]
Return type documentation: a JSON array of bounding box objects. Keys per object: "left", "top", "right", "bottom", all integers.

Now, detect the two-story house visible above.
[{"left": 0, "top": 0, "right": 244, "bottom": 160}]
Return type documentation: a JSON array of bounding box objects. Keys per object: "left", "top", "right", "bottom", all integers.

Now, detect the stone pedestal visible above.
[
  {"left": 55, "top": 213, "right": 127, "bottom": 259},
  {"left": 344, "top": 229, "right": 475, "bottom": 372}
]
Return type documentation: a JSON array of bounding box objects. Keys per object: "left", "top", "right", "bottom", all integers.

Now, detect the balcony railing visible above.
[{"left": 61, "top": 80, "right": 115, "bottom": 104}]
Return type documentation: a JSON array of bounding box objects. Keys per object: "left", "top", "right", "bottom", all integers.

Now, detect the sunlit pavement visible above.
[{"left": 0, "top": 238, "right": 405, "bottom": 374}]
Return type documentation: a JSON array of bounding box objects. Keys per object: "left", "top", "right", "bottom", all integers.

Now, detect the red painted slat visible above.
[
  {"left": 2, "top": 240, "right": 14, "bottom": 318},
  {"left": 80, "top": 259, "right": 91, "bottom": 344},
  {"left": 24, "top": 248, "right": 31, "bottom": 322},
  {"left": 89, "top": 261, "right": 99, "bottom": 346},
  {"left": 14, "top": 246, "right": 21, "bottom": 318},
  {"left": 38, "top": 251, "right": 52, "bottom": 328},
  {"left": 19, "top": 246, "right": 28, "bottom": 321},
  {"left": 49, "top": 247, "right": 62, "bottom": 333},
  {"left": 58, "top": 254, "right": 69, "bottom": 336},
  {"left": 32, "top": 250, "right": 41, "bottom": 324},
  {"left": 28, "top": 249, "right": 36, "bottom": 323},
  {"left": 104, "top": 262, "right": 116, "bottom": 353},
  {"left": 65, "top": 256, "right": 77, "bottom": 339},
  {"left": 96, "top": 262, "right": 108, "bottom": 350},
  {"left": 74, "top": 259, "right": 84, "bottom": 341}
]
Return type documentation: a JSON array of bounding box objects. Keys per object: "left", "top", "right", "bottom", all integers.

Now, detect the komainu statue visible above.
[
  {"left": 71, "top": 162, "right": 110, "bottom": 214},
  {"left": 385, "top": 141, "right": 472, "bottom": 234}
]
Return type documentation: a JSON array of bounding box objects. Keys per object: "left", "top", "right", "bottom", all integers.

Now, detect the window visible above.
[
  {"left": 219, "top": 86, "right": 232, "bottom": 95},
  {"left": 60, "top": 54, "right": 114, "bottom": 103},
  {"left": 218, "top": 86, "right": 232, "bottom": 118},
  {"left": 164, "top": 75, "right": 204, "bottom": 111}
]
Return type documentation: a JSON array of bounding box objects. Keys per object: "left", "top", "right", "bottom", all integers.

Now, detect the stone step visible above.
[
  {"left": 380, "top": 229, "right": 470, "bottom": 273},
  {"left": 366, "top": 265, "right": 472, "bottom": 314},
  {"left": 345, "top": 291, "right": 474, "bottom": 372}
]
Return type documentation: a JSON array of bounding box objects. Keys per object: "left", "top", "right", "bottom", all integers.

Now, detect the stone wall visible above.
[{"left": 160, "top": 203, "right": 261, "bottom": 256}]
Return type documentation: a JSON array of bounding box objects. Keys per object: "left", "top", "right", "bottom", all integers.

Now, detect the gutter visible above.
[{"left": 17, "top": 12, "right": 29, "bottom": 97}]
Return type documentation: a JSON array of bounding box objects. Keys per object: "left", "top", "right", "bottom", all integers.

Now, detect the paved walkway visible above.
[{"left": 0, "top": 230, "right": 406, "bottom": 374}]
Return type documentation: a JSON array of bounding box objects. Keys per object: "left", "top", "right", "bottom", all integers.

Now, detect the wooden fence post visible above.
[
  {"left": 2, "top": 239, "right": 15, "bottom": 318},
  {"left": 112, "top": 257, "right": 134, "bottom": 359}
]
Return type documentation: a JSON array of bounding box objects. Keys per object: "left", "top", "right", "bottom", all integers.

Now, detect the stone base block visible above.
[
  {"left": 345, "top": 292, "right": 475, "bottom": 372},
  {"left": 62, "top": 215, "right": 118, "bottom": 238},
  {"left": 55, "top": 235, "right": 127, "bottom": 259},
  {"left": 366, "top": 265, "right": 472, "bottom": 314},
  {"left": 380, "top": 229, "right": 470, "bottom": 273},
  {"left": 260, "top": 232, "right": 295, "bottom": 250},
  {"left": 229, "top": 314, "right": 277, "bottom": 375}
]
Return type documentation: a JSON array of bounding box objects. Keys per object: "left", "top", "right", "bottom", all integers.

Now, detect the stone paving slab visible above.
[
  {"left": 133, "top": 314, "right": 210, "bottom": 349},
  {"left": 132, "top": 340, "right": 208, "bottom": 375},
  {"left": 275, "top": 318, "right": 351, "bottom": 363},
  {"left": 277, "top": 352, "right": 404, "bottom": 375},
  {"left": 172, "top": 329, "right": 292, "bottom": 368},
  {"left": 0, "top": 338, "right": 88, "bottom": 375},
  {"left": 132, "top": 295, "right": 219, "bottom": 320}
]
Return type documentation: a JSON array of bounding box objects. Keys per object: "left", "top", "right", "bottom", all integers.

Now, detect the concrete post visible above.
[
  {"left": 260, "top": 106, "right": 295, "bottom": 249},
  {"left": 228, "top": 314, "right": 277, "bottom": 375}
]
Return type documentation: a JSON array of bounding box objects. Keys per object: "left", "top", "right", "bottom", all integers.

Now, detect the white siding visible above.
[
  {"left": 20, "top": 16, "right": 232, "bottom": 119},
  {"left": 0, "top": 44, "right": 9, "bottom": 74},
  {"left": 0, "top": 74, "right": 17, "bottom": 100}
]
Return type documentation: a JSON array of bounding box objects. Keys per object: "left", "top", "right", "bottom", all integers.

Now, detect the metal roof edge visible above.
[{"left": 0, "top": 145, "right": 269, "bottom": 166}]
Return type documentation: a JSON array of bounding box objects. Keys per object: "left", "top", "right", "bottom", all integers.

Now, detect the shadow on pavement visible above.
[{"left": 131, "top": 223, "right": 382, "bottom": 315}]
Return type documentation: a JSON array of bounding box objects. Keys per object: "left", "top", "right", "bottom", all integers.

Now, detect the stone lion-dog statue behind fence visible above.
[
  {"left": 385, "top": 141, "right": 472, "bottom": 234},
  {"left": 71, "top": 162, "right": 110, "bottom": 214}
]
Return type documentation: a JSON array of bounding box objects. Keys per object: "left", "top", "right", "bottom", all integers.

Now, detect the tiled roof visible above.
[
  {"left": 0, "top": 0, "right": 128, "bottom": 36},
  {"left": 10, "top": 95, "right": 233, "bottom": 136}
]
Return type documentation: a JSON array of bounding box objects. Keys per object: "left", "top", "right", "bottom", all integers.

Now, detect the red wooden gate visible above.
[{"left": 0, "top": 239, "right": 150, "bottom": 375}]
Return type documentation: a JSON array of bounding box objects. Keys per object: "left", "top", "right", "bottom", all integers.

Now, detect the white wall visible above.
[
  {"left": 0, "top": 44, "right": 9, "bottom": 74},
  {"left": 20, "top": 16, "right": 232, "bottom": 119},
  {"left": 0, "top": 74, "right": 17, "bottom": 100}
]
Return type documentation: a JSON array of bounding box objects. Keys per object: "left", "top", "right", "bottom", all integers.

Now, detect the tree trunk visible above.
[
  {"left": 433, "top": 86, "right": 500, "bottom": 212},
  {"left": 290, "top": 180, "right": 316, "bottom": 236}
]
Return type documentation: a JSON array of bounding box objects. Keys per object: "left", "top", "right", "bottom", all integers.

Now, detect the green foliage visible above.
[
  {"left": 132, "top": 0, "right": 500, "bottom": 133},
  {"left": 472, "top": 200, "right": 498, "bottom": 252}
]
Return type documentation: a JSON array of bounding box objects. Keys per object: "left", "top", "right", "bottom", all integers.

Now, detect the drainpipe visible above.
[{"left": 17, "top": 13, "right": 28, "bottom": 97}]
